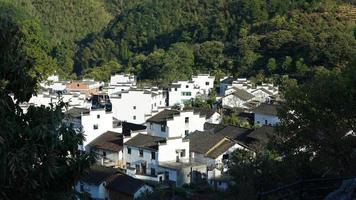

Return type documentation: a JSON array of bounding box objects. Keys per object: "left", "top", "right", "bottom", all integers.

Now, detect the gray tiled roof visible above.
[
  {"left": 230, "top": 88, "right": 254, "bottom": 101},
  {"left": 106, "top": 173, "right": 146, "bottom": 195},
  {"left": 88, "top": 131, "right": 123, "bottom": 152},
  {"left": 124, "top": 133, "right": 166, "bottom": 151},
  {"left": 146, "top": 109, "right": 180, "bottom": 123},
  {"left": 205, "top": 138, "right": 236, "bottom": 159},
  {"left": 65, "top": 107, "right": 90, "bottom": 118},
  {"left": 247, "top": 125, "right": 275, "bottom": 143},
  {"left": 253, "top": 103, "right": 280, "bottom": 116},
  {"left": 188, "top": 125, "right": 251, "bottom": 158},
  {"left": 81, "top": 165, "right": 118, "bottom": 185}
]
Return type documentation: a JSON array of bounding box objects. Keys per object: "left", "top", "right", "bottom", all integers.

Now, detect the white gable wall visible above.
[{"left": 81, "top": 110, "right": 114, "bottom": 146}]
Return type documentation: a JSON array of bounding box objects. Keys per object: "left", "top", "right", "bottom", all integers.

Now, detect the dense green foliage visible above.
[
  {"left": 0, "top": 3, "right": 92, "bottom": 199},
  {"left": 1, "top": 0, "right": 355, "bottom": 83},
  {"left": 227, "top": 61, "right": 356, "bottom": 199},
  {"left": 75, "top": 0, "right": 356, "bottom": 83}
]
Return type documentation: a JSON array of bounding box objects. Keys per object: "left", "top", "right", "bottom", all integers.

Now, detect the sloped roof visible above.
[
  {"left": 253, "top": 103, "right": 280, "bottom": 116},
  {"left": 65, "top": 107, "right": 90, "bottom": 118},
  {"left": 205, "top": 138, "right": 236, "bottom": 159},
  {"left": 122, "top": 122, "right": 146, "bottom": 136},
  {"left": 81, "top": 165, "right": 118, "bottom": 185},
  {"left": 88, "top": 131, "right": 123, "bottom": 152},
  {"left": 221, "top": 77, "right": 235, "bottom": 84},
  {"left": 106, "top": 173, "right": 147, "bottom": 196},
  {"left": 146, "top": 109, "right": 180, "bottom": 124},
  {"left": 247, "top": 125, "right": 275, "bottom": 143},
  {"left": 188, "top": 125, "right": 250, "bottom": 156},
  {"left": 187, "top": 131, "right": 225, "bottom": 155},
  {"left": 124, "top": 134, "right": 166, "bottom": 151},
  {"left": 230, "top": 88, "right": 254, "bottom": 101}
]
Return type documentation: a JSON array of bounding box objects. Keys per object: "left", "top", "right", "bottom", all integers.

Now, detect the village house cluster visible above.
[{"left": 19, "top": 73, "right": 281, "bottom": 199}]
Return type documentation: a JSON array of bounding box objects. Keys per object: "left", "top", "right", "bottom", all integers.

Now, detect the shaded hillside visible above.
[{"left": 75, "top": 0, "right": 356, "bottom": 83}]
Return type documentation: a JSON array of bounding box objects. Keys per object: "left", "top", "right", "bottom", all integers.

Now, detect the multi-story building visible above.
[
  {"left": 107, "top": 74, "right": 136, "bottom": 95},
  {"left": 65, "top": 107, "right": 120, "bottom": 147},
  {"left": 110, "top": 88, "right": 166, "bottom": 124},
  {"left": 168, "top": 74, "right": 215, "bottom": 106},
  {"left": 123, "top": 133, "right": 206, "bottom": 186},
  {"left": 146, "top": 109, "right": 206, "bottom": 138}
]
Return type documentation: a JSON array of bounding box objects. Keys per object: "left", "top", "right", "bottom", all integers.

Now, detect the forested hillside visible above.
[{"left": 1, "top": 0, "right": 355, "bottom": 84}]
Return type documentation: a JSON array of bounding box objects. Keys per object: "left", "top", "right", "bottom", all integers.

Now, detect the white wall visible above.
[
  {"left": 222, "top": 94, "right": 248, "bottom": 109},
  {"left": 123, "top": 145, "right": 158, "bottom": 175},
  {"left": 111, "top": 90, "right": 166, "bottom": 124},
  {"left": 207, "top": 112, "right": 222, "bottom": 124},
  {"left": 110, "top": 74, "right": 136, "bottom": 86},
  {"left": 169, "top": 81, "right": 198, "bottom": 106},
  {"left": 191, "top": 75, "right": 215, "bottom": 95},
  {"left": 75, "top": 181, "right": 107, "bottom": 200},
  {"left": 254, "top": 113, "right": 280, "bottom": 126},
  {"left": 147, "top": 110, "right": 206, "bottom": 138},
  {"left": 158, "top": 137, "right": 189, "bottom": 162},
  {"left": 81, "top": 109, "right": 114, "bottom": 146}
]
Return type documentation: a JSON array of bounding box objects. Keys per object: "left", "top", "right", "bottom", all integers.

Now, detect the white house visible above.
[
  {"left": 253, "top": 103, "right": 281, "bottom": 126},
  {"left": 75, "top": 165, "right": 114, "bottom": 200},
  {"left": 110, "top": 74, "right": 136, "bottom": 86},
  {"left": 87, "top": 131, "right": 123, "bottom": 168},
  {"left": 191, "top": 74, "right": 215, "bottom": 95},
  {"left": 107, "top": 74, "right": 137, "bottom": 95},
  {"left": 168, "top": 74, "right": 215, "bottom": 106},
  {"left": 75, "top": 165, "right": 152, "bottom": 200},
  {"left": 188, "top": 125, "right": 250, "bottom": 172},
  {"left": 123, "top": 133, "right": 206, "bottom": 186},
  {"left": 110, "top": 88, "right": 166, "bottom": 124},
  {"left": 220, "top": 77, "right": 279, "bottom": 108},
  {"left": 146, "top": 109, "right": 206, "bottom": 138},
  {"left": 221, "top": 88, "right": 255, "bottom": 109},
  {"left": 65, "top": 107, "right": 120, "bottom": 147}
]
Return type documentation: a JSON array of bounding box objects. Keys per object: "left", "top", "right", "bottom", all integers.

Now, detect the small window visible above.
[
  {"left": 265, "top": 120, "right": 268, "bottom": 125},
  {"left": 218, "top": 182, "right": 222, "bottom": 186},
  {"left": 139, "top": 149, "right": 143, "bottom": 157},
  {"left": 133, "top": 106, "right": 136, "bottom": 110},
  {"left": 205, "top": 82, "right": 209, "bottom": 86},
  {"left": 133, "top": 116, "right": 136, "bottom": 120},
  {"left": 97, "top": 114, "right": 100, "bottom": 119},
  {"left": 186, "top": 85, "right": 189, "bottom": 88},
  {"left": 161, "top": 124, "right": 166, "bottom": 132},
  {"left": 185, "top": 117, "right": 189, "bottom": 123},
  {"left": 77, "top": 84, "right": 80, "bottom": 87},
  {"left": 151, "top": 168, "right": 156, "bottom": 176},
  {"left": 102, "top": 151, "right": 106, "bottom": 157},
  {"left": 175, "top": 88, "right": 177, "bottom": 91},
  {"left": 151, "top": 151, "right": 156, "bottom": 160},
  {"left": 127, "top": 148, "right": 131, "bottom": 154},
  {"left": 93, "top": 124, "right": 98, "bottom": 130},
  {"left": 181, "top": 149, "right": 186, "bottom": 157},
  {"left": 184, "top": 130, "right": 189, "bottom": 136},
  {"left": 80, "top": 183, "right": 84, "bottom": 192},
  {"left": 126, "top": 162, "right": 131, "bottom": 168}
]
